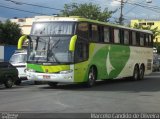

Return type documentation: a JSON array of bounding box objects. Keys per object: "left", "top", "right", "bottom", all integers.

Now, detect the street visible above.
[{"left": 0, "top": 72, "right": 160, "bottom": 114}]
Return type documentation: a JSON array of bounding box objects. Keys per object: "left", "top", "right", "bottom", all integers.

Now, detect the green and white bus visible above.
[{"left": 23, "top": 16, "right": 153, "bottom": 87}]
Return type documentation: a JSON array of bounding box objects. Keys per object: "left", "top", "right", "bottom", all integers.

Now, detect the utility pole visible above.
[{"left": 119, "top": 0, "right": 124, "bottom": 25}]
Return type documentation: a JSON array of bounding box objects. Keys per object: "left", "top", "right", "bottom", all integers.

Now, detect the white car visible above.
[{"left": 9, "top": 50, "right": 27, "bottom": 85}]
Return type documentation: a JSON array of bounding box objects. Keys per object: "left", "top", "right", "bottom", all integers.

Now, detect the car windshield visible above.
[{"left": 10, "top": 54, "right": 27, "bottom": 63}]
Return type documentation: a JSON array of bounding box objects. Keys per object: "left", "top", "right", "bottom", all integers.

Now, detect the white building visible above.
[
  {"left": 10, "top": 17, "right": 34, "bottom": 35},
  {"left": 10, "top": 16, "right": 54, "bottom": 35}
]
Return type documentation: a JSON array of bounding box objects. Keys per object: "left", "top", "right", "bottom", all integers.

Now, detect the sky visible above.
[{"left": 1, "top": 0, "right": 160, "bottom": 23}]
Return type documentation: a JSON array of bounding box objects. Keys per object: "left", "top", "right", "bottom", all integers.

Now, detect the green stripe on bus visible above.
[{"left": 27, "top": 64, "right": 70, "bottom": 73}]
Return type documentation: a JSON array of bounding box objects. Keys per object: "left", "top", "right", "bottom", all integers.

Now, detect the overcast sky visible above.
[{"left": 0, "top": 0, "right": 160, "bottom": 23}]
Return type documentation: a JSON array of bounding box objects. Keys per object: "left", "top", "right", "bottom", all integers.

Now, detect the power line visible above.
[
  {"left": 114, "top": 0, "right": 160, "bottom": 13},
  {"left": 4, "top": 0, "right": 63, "bottom": 11},
  {"left": 0, "top": 4, "right": 49, "bottom": 15},
  {"left": 124, "top": 0, "right": 146, "bottom": 15}
]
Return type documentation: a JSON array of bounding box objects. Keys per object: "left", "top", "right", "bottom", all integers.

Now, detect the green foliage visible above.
[
  {"left": 153, "top": 42, "right": 160, "bottom": 54},
  {"left": 61, "top": 2, "right": 115, "bottom": 22},
  {"left": 0, "top": 20, "right": 22, "bottom": 45}
]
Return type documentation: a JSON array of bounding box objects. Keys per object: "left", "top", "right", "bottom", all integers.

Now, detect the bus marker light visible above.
[{"left": 43, "top": 75, "right": 50, "bottom": 79}]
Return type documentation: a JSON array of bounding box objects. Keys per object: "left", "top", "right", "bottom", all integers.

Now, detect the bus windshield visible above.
[
  {"left": 27, "top": 22, "right": 75, "bottom": 64},
  {"left": 31, "top": 22, "right": 74, "bottom": 35},
  {"left": 27, "top": 36, "right": 74, "bottom": 64}
]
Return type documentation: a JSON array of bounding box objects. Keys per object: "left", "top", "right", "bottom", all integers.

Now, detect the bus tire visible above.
[
  {"left": 4, "top": 77, "right": 14, "bottom": 88},
  {"left": 132, "top": 65, "right": 139, "bottom": 81},
  {"left": 86, "top": 66, "right": 97, "bottom": 87},
  {"left": 139, "top": 65, "right": 145, "bottom": 80},
  {"left": 48, "top": 82, "right": 58, "bottom": 87}
]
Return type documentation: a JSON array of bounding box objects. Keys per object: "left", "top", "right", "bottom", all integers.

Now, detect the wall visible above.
[
  {"left": 0, "top": 46, "right": 4, "bottom": 61},
  {"left": 4, "top": 45, "right": 17, "bottom": 61},
  {"left": 0, "top": 45, "right": 16, "bottom": 61},
  {"left": 10, "top": 17, "right": 34, "bottom": 35}
]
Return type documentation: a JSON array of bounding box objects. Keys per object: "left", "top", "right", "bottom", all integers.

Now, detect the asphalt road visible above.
[{"left": 0, "top": 72, "right": 160, "bottom": 115}]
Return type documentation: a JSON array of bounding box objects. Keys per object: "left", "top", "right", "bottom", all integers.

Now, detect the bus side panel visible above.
[
  {"left": 74, "top": 43, "right": 108, "bottom": 83},
  {"left": 27, "top": 64, "right": 70, "bottom": 73},
  {"left": 108, "top": 45, "right": 130, "bottom": 79},
  {"left": 117, "top": 47, "right": 153, "bottom": 78},
  {"left": 88, "top": 44, "right": 130, "bottom": 80},
  {"left": 74, "top": 61, "right": 89, "bottom": 83},
  {"left": 88, "top": 44, "right": 109, "bottom": 80}
]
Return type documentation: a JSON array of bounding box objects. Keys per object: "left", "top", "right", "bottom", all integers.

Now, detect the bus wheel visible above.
[
  {"left": 139, "top": 65, "right": 145, "bottom": 80},
  {"left": 132, "top": 65, "right": 139, "bottom": 81},
  {"left": 86, "top": 67, "right": 97, "bottom": 87},
  {"left": 48, "top": 82, "right": 58, "bottom": 87},
  {"left": 4, "top": 77, "right": 14, "bottom": 88}
]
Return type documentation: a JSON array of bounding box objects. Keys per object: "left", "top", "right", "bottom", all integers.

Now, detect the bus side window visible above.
[
  {"left": 140, "top": 33, "right": 144, "bottom": 46},
  {"left": 120, "top": 29, "right": 124, "bottom": 44},
  {"left": 89, "top": 24, "right": 99, "bottom": 42},
  {"left": 114, "top": 28, "right": 120, "bottom": 43},
  {"left": 77, "top": 22, "right": 89, "bottom": 39},
  {"left": 136, "top": 32, "right": 140, "bottom": 46},
  {"left": 124, "top": 30, "right": 129, "bottom": 45},
  {"left": 148, "top": 35, "right": 153, "bottom": 47},
  {"left": 104, "top": 27, "right": 110, "bottom": 43},
  {"left": 145, "top": 34, "right": 149, "bottom": 46},
  {"left": 98, "top": 26, "right": 104, "bottom": 43},
  {"left": 110, "top": 27, "right": 114, "bottom": 43},
  {"left": 132, "top": 31, "right": 136, "bottom": 45}
]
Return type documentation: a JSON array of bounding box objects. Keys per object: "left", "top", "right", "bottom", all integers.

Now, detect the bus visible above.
[{"left": 21, "top": 16, "right": 153, "bottom": 87}]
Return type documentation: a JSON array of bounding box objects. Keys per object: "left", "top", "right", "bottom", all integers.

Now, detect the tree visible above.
[
  {"left": 61, "top": 2, "right": 116, "bottom": 22},
  {"left": 0, "top": 20, "right": 22, "bottom": 45},
  {"left": 132, "top": 23, "right": 160, "bottom": 53}
]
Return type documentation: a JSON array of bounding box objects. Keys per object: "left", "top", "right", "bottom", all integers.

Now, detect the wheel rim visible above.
[
  {"left": 139, "top": 67, "right": 144, "bottom": 80},
  {"left": 7, "top": 78, "right": 13, "bottom": 87},
  {"left": 134, "top": 66, "right": 138, "bottom": 80},
  {"left": 88, "top": 68, "right": 95, "bottom": 86}
]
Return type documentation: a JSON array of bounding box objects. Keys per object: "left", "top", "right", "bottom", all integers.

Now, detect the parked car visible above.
[
  {"left": 9, "top": 50, "right": 27, "bottom": 85},
  {"left": 152, "top": 54, "right": 160, "bottom": 72},
  {"left": 153, "top": 60, "right": 160, "bottom": 71},
  {"left": 0, "top": 62, "right": 18, "bottom": 88}
]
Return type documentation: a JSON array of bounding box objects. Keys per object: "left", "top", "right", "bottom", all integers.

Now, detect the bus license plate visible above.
[{"left": 43, "top": 75, "right": 50, "bottom": 79}]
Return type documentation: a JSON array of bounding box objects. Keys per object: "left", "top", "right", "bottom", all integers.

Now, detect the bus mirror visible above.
[
  {"left": 18, "top": 35, "right": 28, "bottom": 49},
  {"left": 69, "top": 35, "right": 77, "bottom": 52}
]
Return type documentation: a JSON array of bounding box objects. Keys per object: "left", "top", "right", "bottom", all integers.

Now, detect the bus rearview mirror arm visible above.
[{"left": 69, "top": 35, "right": 77, "bottom": 52}]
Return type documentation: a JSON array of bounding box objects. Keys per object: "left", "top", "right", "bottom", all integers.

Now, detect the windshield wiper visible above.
[{"left": 47, "top": 38, "right": 60, "bottom": 63}]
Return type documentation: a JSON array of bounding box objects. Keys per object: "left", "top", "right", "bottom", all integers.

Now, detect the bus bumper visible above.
[{"left": 26, "top": 71, "right": 74, "bottom": 83}]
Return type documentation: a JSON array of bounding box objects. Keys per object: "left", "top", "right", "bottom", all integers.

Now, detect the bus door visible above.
[{"left": 74, "top": 38, "right": 89, "bottom": 83}]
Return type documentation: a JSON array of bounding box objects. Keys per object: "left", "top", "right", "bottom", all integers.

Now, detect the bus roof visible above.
[{"left": 34, "top": 16, "right": 153, "bottom": 34}]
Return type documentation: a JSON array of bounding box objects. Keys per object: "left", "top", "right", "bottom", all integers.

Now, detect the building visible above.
[
  {"left": 10, "top": 16, "right": 54, "bottom": 35},
  {"left": 130, "top": 19, "right": 160, "bottom": 43},
  {"left": 0, "top": 45, "right": 16, "bottom": 61},
  {"left": 10, "top": 17, "right": 34, "bottom": 35}
]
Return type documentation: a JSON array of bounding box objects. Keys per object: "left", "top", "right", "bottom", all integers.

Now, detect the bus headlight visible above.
[
  {"left": 60, "top": 70, "right": 73, "bottom": 74},
  {"left": 24, "top": 68, "right": 27, "bottom": 73},
  {"left": 27, "top": 68, "right": 36, "bottom": 72}
]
